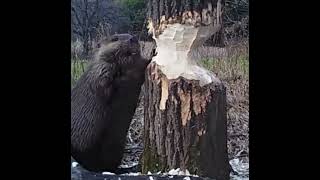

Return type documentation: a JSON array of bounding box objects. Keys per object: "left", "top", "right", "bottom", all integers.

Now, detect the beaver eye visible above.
[
  {"left": 111, "top": 37, "right": 119, "bottom": 42},
  {"left": 130, "top": 37, "right": 138, "bottom": 43}
]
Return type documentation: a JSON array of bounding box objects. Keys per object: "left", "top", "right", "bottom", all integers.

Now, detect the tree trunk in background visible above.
[
  {"left": 141, "top": 1, "right": 229, "bottom": 180},
  {"left": 204, "top": 27, "right": 225, "bottom": 47}
]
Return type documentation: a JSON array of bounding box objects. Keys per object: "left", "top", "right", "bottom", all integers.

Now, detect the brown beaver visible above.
[{"left": 71, "top": 34, "right": 151, "bottom": 172}]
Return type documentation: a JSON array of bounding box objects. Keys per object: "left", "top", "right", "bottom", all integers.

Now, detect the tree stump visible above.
[{"left": 141, "top": 1, "right": 229, "bottom": 180}]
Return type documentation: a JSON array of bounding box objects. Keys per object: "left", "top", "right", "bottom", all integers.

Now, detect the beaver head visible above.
[
  {"left": 94, "top": 34, "right": 144, "bottom": 66},
  {"left": 93, "top": 34, "right": 153, "bottom": 84}
]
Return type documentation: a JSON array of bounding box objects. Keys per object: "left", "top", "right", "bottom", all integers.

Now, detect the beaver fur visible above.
[{"left": 71, "top": 34, "right": 151, "bottom": 172}]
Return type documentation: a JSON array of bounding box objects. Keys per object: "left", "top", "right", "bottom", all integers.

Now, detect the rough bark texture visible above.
[{"left": 142, "top": 62, "right": 229, "bottom": 180}]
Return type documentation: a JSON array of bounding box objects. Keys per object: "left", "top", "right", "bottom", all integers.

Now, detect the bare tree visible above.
[
  {"left": 71, "top": 0, "right": 120, "bottom": 58},
  {"left": 224, "top": 0, "right": 249, "bottom": 42}
]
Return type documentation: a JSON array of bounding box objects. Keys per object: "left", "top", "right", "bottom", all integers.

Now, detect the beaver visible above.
[{"left": 71, "top": 34, "right": 151, "bottom": 172}]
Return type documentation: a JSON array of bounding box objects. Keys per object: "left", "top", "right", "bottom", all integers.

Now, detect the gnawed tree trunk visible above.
[{"left": 141, "top": 1, "right": 229, "bottom": 180}]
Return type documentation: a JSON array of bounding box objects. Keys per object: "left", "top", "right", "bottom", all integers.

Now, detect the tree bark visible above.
[{"left": 142, "top": 62, "right": 229, "bottom": 180}]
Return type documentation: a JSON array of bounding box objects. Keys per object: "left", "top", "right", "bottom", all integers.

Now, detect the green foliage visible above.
[
  {"left": 201, "top": 58, "right": 215, "bottom": 70},
  {"left": 117, "top": 0, "right": 146, "bottom": 33},
  {"left": 71, "top": 60, "right": 88, "bottom": 87}
]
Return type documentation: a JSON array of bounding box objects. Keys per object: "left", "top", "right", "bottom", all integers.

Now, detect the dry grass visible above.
[{"left": 197, "top": 42, "right": 249, "bottom": 160}]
